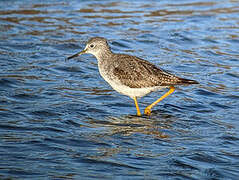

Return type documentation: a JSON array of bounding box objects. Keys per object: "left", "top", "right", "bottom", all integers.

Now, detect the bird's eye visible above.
[{"left": 90, "top": 44, "right": 94, "bottom": 48}]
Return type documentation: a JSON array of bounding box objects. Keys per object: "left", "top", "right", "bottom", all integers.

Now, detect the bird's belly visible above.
[
  {"left": 113, "top": 84, "right": 160, "bottom": 98},
  {"left": 103, "top": 76, "right": 162, "bottom": 98}
]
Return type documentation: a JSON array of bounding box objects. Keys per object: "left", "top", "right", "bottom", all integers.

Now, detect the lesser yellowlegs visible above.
[{"left": 67, "top": 37, "right": 198, "bottom": 116}]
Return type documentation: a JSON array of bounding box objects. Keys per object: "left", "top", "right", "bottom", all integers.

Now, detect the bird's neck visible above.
[{"left": 94, "top": 49, "right": 113, "bottom": 62}]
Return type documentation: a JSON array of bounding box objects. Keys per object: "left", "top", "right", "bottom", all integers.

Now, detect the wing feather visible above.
[{"left": 112, "top": 54, "right": 181, "bottom": 88}]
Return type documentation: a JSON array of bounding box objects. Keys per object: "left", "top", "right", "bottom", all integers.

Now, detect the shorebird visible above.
[{"left": 67, "top": 37, "right": 198, "bottom": 116}]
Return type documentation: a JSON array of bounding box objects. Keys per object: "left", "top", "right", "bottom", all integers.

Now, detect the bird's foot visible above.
[
  {"left": 144, "top": 108, "right": 151, "bottom": 116},
  {"left": 136, "top": 112, "right": 141, "bottom": 116}
]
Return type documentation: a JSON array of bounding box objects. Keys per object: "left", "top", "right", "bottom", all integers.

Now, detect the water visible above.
[{"left": 0, "top": 0, "right": 239, "bottom": 179}]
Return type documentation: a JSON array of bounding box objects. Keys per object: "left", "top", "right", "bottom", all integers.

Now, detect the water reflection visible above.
[{"left": 89, "top": 115, "right": 173, "bottom": 139}]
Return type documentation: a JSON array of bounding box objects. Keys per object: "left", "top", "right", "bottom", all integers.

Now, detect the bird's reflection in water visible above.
[
  {"left": 106, "top": 115, "right": 170, "bottom": 139},
  {"left": 83, "top": 111, "right": 179, "bottom": 161},
  {"left": 87, "top": 109, "right": 179, "bottom": 139}
]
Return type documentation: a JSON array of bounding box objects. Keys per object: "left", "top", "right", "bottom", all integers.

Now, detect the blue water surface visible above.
[{"left": 0, "top": 0, "right": 239, "bottom": 179}]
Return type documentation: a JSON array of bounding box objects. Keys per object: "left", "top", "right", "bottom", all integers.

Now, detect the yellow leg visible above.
[
  {"left": 144, "top": 86, "right": 175, "bottom": 116},
  {"left": 133, "top": 97, "right": 141, "bottom": 116}
]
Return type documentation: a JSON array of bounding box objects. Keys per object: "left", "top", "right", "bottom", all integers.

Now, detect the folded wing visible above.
[{"left": 112, "top": 54, "right": 198, "bottom": 88}]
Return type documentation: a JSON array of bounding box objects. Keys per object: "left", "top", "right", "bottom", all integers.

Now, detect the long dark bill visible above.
[{"left": 67, "top": 49, "right": 86, "bottom": 60}]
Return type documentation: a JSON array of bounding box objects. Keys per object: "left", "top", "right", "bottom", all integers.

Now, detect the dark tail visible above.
[{"left": 179, "top": 78, "right": 199, "bottom": 85}]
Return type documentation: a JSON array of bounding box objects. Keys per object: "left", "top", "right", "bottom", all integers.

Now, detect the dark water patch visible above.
[
  {"left": 170, "top": 32, "right": 197, "bottom": 45},
  {"left": 107, "top": 102, "right": 133, "bottom": 108},
  {"left": 171, "top": 158, "right": 199, "bottom": 171},
  {"left": 225, "top": 94, "right": 239, "bottom": 100},
  {"left": 4, "top": 42, "right": 37, "bottom": 52},
  {"left": 111, "top": 40, "right": 130, "bottom": 49},
  {"left": 54, "top": 65, "right": 84, "bottom": 73},
  {"left": 181, "top": 102, "right": 210, "bottom": 111},
  {"left": 201, "top": 37, "right": 219, "bottom": 44},
  {"left": 64, "top": 119, "right": 84, "bottom": 128},
  {"left": 45, "top": 137, "right": 111, "bottom": 148},
  {"left": 79, "top": 157, "right": 142, "bottom": 170},
  {"left": 203, "top": 49, "right": 224, "bottom": 57},
  {"left": 31, "top": 109, "right": 62, "bottom": 117},
  {"left": 210, "top": 101, "right": 230, "bottom": 109},
  {"left": 12, "top": 93, "right": 42, "bottom": 101},
  {"left": 86, "top": 107, "right": 107, "bottom": 114},
  {"left": 0, "top": 78, "right": 21, "bottom": 88},
  {"left": 220, "top": 135, "right": 239, "bottom": 141},
  {"left": 87, "top": 95, "right": 115, "bottom": 101},
  {"left": 0, "top": 169, "right": 42, "bottom": 178},
  {"left": 188, "top": 152, "right": 227, "bottom": 164},
  {"left": 203, "top": 168, "right": 223, "bottom": 179},
  {"left": 164, "top": 104, "right": 184, "bottom": 113},
  {"left": 196, "top": 88, "right": 219, "bottom": 97},
  {"left": 0, "top": 124, "right": 33, "bottom": 131},
  {"left": 0, "top": 124, "right": 66, "bottom": 134},
  {"left": 52, "top": 43, "right": 82, "bottom": 51},
  {"left": 137, "top": 34, "right": 160, "bottom": 44},
  {"left": 0, "top": 110, "right": 28, "bottom": 121},
  {"left": 228, "top": 37, "right": 239, "bottom": 44},
  {"left": 226, "top": 72, "right": 239, "bottom": 78}
]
